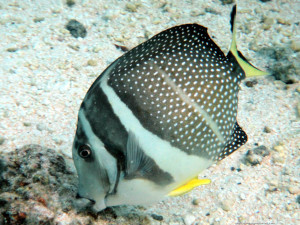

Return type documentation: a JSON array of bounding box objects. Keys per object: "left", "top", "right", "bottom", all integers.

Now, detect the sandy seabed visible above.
[{"left": 0, "top": 0, "right": 299, "bottom": 224}]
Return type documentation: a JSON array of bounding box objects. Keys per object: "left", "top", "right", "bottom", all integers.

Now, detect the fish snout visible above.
[
  {"left": 76, "top": 192, "right": 96, "bottom": 204},
  {"left": 75, "top": 191, "right": 107, "bottom": 212},
  {"left": 74, "top": 192, "right": 97, "bottom": 212}
]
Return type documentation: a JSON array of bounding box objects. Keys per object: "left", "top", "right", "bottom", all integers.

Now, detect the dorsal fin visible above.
[{"left": 229, "top": 5, "right": 269, "bottom": 77}]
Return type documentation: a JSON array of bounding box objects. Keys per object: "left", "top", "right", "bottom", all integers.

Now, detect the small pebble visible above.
[
  {"left": 245, "top": 80, "right": 258, "bottom": 87},
  {"left": 240, "top": 193, "right": 246, "bottom": 200},
  {"left": 239, "top": 163, "right": 246, "bottom": 170},
  {"left": 264, "top": 16, "right": 275, "bottom": 25},
  {"left": 151, "top": 214, "right": 163, "bottom": 221},
  {"left": 285, "top": 203, "right": 294, "bottom": 211},
  {"left": 272, "top": 153, "right": 285, "bottom": 164},
  {"left": 277, "top": 18, "right": 292, "bottom": 25},
  {"left": 52, "top": 137, "right": 63, "bottom": 145},
  {"left": 67, "top": 44, "right": 80, "bottom": 51},
  {"left": 254, "top": 145, "right": 270, "bottom": 157},
  {"left": 66, "top": 0, "right": 76, "bottom": 7},
  {"left": 288, "top": 186, "right": 300, "bottom": 195},
  {"left": 183, "top": 214, "right": 196, "bottom": 225},
  {"left": 220, "top": 199, "right": 234, "bottom": 211},
  {"left": 126, "top": 3, "right": 137, "bottom": 12},
  {"left": 283, "top": 167, "right": 291, "bottom": 175},
  {"left": 36, "top": 123, "right": 47, "bottom": 131},
  {"left": 114, "top": 36, "right": 126, "bottom": 42},
  {"left": 273, "top": 145, "right": 285, "bottom": 153},
  {"left": 296, "top": 195, "right": 300, "bottom": 204},
  {"left": 280, "top": 28, "right": 293, "bottom": 37},
  {"left": 144, "top": 30, "right": 153, "bottom": 39},
  {"left": 114, "top": 44, "right": 129, "bottom": 52},
  {"left": 93, "top": 46, "right": 102, "bottom": 53},
  {"left": 262, "top": 16, "right": 275, "bottom": 30},
  {"left": 87, "top": 59, "right": 97, "bottom": 66},
  {"left": 7, "top": 47, "right": 18, "bottom": 52},
  {"left": 262, "top": 24, "right": 271, "bottom": 30},
  {"left": 266, "top": 180, "right": 278, "bottom": 192},
  {"left": 102, "top": 9, "right": 117, "bottom": 21},
  {"left": 152, "top": 18, "right": 161, "bottom": 25},
  {"left": 244, "top": 150, "right": 263, "bottom": 166},
  {"left": 190, "top": 10, "right": 205, "bottom": 17},
  {"left": 192, "top": 198, "right": 200, "bottom": 205},
  {"left": 291, "top": 40, "right": 300, "bottom": 52},
  {"left": 263, "top": 126, "right": 272, "bottom": 133},
  {"left": 238, "top": 216, "right": 246, "bottom": 223},
  {"left": 65, "top": 19, "right": 87, "bottom": 38},
  {"left": 205, "top": 7, "right": 219, "bottom": 15},
  {"left": 220, "top": 0, "right": 234, "bottom": 5},
  {"left": 23, "top": 122, "right": 31, "bottom": 127},
  {"left": 52, "top": 8, "right": 62, "bottom": 14},
  {"left": 33, "top": 17, "right": 44, "bottom": 23}
]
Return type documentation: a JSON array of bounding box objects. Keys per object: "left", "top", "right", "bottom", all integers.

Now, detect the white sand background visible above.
[{"left": 0, "top": 0, "right": 299, "bottom": 224}]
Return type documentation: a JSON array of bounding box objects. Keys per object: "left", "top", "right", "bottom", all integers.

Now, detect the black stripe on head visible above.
[{"left": 83, "top": 84, "right": 128, "bottom": 168}]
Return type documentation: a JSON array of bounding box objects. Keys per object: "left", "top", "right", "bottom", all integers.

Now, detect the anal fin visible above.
[
  {"left": 217, "top": 122, "right": 247, "bottom": 161},
  {"left": 168, "top": 178, "right": 211, "bottom": 197}
]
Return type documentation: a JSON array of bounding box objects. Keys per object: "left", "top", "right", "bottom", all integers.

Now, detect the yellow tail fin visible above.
[{"left": 229, "top": 5, "right": 269, "bottom": 77}]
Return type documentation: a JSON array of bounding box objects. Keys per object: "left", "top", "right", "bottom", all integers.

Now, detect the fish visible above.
[{"left": 72, "top": 5, "right": 268, "bottom": 212}]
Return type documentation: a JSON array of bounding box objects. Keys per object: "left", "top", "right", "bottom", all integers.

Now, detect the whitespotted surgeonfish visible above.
[{"left": 72, "top": 5, "right": 268, "bottom": 211}]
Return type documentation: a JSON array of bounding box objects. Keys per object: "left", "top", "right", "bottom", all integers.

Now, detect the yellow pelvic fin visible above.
[
  {"left": 168, "top": 178, "right": 211, "bottom": 197},
  {"left": 229, "top": 5, "right": 269, "bottom": 77}
]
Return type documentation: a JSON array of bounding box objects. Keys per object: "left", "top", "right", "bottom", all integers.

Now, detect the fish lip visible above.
[
  {"left": 74, "top": 196, "right": 97, "bottom": 213},
  {"left": 76, "top": 193, "right": 96, "bottom": 204},
  {"left": 76, "top": 195, "right": 107, "bottom": 212},
  {"left": 91, "top": 197, "right": 107, "bottom": 212},
  {"left": 76, "top": 190, "right": 108, "bottom": 211},
  {"left": 86, "top": 198, "right": 96, "bottom": 204}
]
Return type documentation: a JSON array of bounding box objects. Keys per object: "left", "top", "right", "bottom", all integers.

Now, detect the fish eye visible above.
[{"left": 78, "top": 145, "right": 92, "bottom": 158}]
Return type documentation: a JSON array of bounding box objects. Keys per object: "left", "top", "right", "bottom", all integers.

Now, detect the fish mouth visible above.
[
  {"left": 76, "top": 193, "right": 95, "bottom": 203},
  {"left": 74, "top": 193, "right": 97, "bottom": 211},
  {"left": 75, "top": 192, "right": 107, "bottom": 212},
  {"left": 85, "top": 198, "right": 96, "bottom": 205},
  {"left": 92, "top": 198, "right": 107, "bottom": 212}
]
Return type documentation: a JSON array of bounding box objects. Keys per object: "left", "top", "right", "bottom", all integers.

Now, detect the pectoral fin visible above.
[
  {"left": 168, "top": 178, "right": 211, "bottom": 197},
  {"left": 125, "top": 131, "right": 154, "bottom": 177},
  {"left": 125, "top": 131, "right": 174, "bottom": 185}
]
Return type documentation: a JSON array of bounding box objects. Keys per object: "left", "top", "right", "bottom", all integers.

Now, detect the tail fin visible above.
[{"left": 229, "top": 5, "right": 269, "bottom": 77}]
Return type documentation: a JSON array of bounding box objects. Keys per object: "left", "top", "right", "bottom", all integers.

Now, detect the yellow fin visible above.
[
  {"left": 168, "top": 178, "right": 211, "bottom": 197},
  {"left": 229, "top": 5, "right": 269, "bottom": 77}
]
